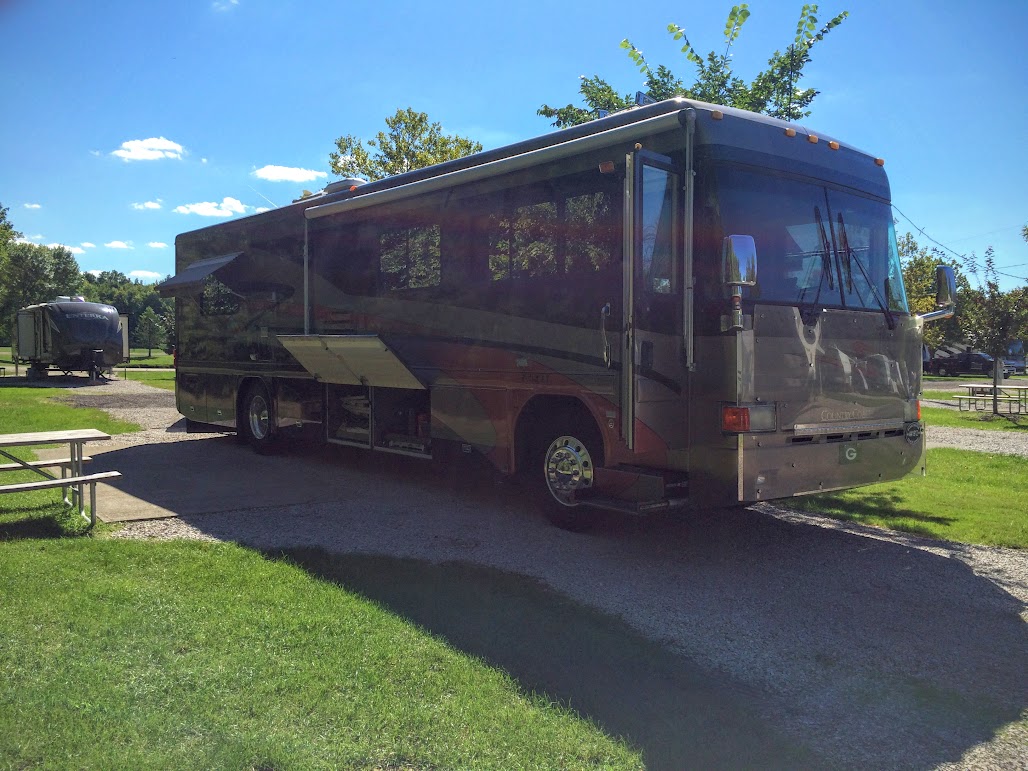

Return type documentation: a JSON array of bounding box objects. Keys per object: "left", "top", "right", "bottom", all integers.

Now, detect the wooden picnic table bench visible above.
[{"left": 0, "top": 429, "right": 118, "bottom": 525}]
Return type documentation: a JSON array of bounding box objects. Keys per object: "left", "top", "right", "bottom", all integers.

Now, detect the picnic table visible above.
[
  {"left": 0, "top": 429, "right": 120, "bottom": 525},
  {"left": 956, "top": 383, "right": 1028, "bottom": 414}
]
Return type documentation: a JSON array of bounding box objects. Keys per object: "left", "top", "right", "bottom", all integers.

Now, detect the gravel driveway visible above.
[{"left": 64, "top": 378, "right": 1028, "bottom": 769}]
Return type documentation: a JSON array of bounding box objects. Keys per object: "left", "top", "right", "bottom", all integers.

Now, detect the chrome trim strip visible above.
[{"left": 792, "top": 419, "right": 906, "bottom": 436}]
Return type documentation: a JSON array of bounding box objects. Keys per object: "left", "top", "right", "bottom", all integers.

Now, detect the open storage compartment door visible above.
[
  {"left": 278, "top": 334, "right": 432, "bottom": 457},
  {"left": 277, "top": 334, "right": 425, "bottom": 389}
]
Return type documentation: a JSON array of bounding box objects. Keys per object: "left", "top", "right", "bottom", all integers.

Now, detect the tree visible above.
[
  {"left": 897, "top": 232, "right": 966, "bottom": 351},
  {"left": 0, "top": 202, "right": 20, "bottom": 249},
  {"left": 0, "top": 242, "right": 83, "bottom": 342},
  {"left": 539, "top": 3, "right": 849, "bottom": 128},
  {"left": 329, "top": 108, "right": 483, "bottom": 181},
  {"left": 135, "top": 306, "right": 166, "bottom": 357},
  {"left": 80, "top": 271, "right": 173, "bottom": 348},
  {"left": 959, "top": 248, "right": 1028, "bottom": 412}
]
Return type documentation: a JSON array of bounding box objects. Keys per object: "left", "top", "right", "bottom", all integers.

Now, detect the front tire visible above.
[
  {"left": 529, "top": 421, "right": 603, "bottom": 531},
  {"left": 240, "top": 382, "right": 276, "bottom": 454}
]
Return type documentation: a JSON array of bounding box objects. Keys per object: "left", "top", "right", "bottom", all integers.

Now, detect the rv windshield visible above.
[{"left": 715, "top": 167, "right": 909, "bottom": 314}]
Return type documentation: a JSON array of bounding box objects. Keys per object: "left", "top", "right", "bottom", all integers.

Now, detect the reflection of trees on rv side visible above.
[
  {"left": 487, "top": 192, "right": 619, "bottom": 282},
  {"left": 380, "top": 225, "right": 441, "bottom": 291}
]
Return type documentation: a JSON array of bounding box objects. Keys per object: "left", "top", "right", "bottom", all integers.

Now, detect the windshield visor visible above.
[{"left": 714, "top": 167, "right": 908, "bottom": 314}]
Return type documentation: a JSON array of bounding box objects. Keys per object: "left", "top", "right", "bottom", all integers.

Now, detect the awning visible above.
[
  {"left": 156, "top": 252, "right": 242, "bottom": 297},
  {"left": 277, "top": 334, "right": 425, "bottom": 390}
]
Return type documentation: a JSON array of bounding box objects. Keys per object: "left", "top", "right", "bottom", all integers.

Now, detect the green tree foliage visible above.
[
  {"left": 539, "top": 3, "right": 849, "bottom": 128},
  {"left": 329, "top": 108, "right": 483, "bottom": 181},
  {"left": 0, "top": 242, "right": 83, "bottom": 341},
  {"left": 135, "top": 306, "right": 166, "bottom": 356},
  {"left": 0, "top": 202, "right": 20, "bottom": 248},
  {"left": 80, "top": 271, "right": 173, "bottom": 347},
  {"left": 897, "top": 232, "right": 966, "bottom": 350},
  {"left": 959, "top": 248, "right": 1028, "bottom": 406}
]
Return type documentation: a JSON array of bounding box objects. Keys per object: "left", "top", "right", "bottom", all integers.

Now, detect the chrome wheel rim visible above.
[
  {"left": 248, "top": 394, "right": 270, "bottom": 440},
  {"left": 543, "top": 435, "right": 594, "bottom": 506}
]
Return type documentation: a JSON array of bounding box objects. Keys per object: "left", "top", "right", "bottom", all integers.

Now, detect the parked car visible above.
[
  {"left": 1003, "top": 356, "right": 1026, "bottom": 376},
  {"left": 926, "top": 351, "right": 1012, "bottom": 378}
]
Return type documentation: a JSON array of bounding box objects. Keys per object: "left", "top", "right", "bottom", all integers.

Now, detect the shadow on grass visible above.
[
  {"left": 0, "top": 500, "right": 90, "bottom": 540},
  {"left": 269, "top": 547, "right": 819, "bottom": 771},
  {"left": 787, "top": 491, "right": 957, "bottom": 539}
]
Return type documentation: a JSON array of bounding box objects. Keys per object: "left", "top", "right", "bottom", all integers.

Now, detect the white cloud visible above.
[
  {"left": 81, "top": 242, "right": 96, "bottom": 248},
  {"left": 86, "top": 269, "right": 103, "bottom": 277},
  {"left": 129, "top": 270, "right": 163, "bottom": 282},
  {"left": 201, "top": 158, "right": 208, "bottom": 164},
  {"left": 253, "top": 164, "right": 328, "bottom": 183},
  {"left": 255, "top": 207, "right": 271, "bottom": 214},
  {"left": 90, "top": 150, "right": 102, "bottom": 157},
  {"left": 213, "top": 0, "right": 239, "bottom": 10},
  {"left": 131, "top": 200, "right": 162, "bottom": 210},
  {"left": 111, "top": 137, "right": 184, "bottom": 162},
  {"left": 104, "top": 240, "right": 134, "bottom": 249},
  {"left": 173, "top": 197, "right": 249, "bottom": 217},
  {"left": 148, "top": 242, "right": 169, "bottom": 249},
  {"left": 24, "top": 203, "right": 41, "bottom": 209}
]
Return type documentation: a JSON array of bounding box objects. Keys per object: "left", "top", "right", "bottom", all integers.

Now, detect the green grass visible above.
[
  {"left": 0, "top": 384, "right": 641, "bottom": 768},
  {"left": 0, "top": 387, "right": 140, "bottom": 533},
  {"left": 0, "top": 387, "right": 139, "bottom": 437},
  {"left": 922, "top": 406, "right": 1028, "bottom": 431},
  {"left": 784, "top": 448, "right": 1028, "bottom": 548},
  {"left": 0, "top": 539, "right": 641, "bottom": 769},
  {"left": 119, "top": 368, "right": 175, "bottom": 391},
  {"left": 124, "top": 349, "right": 174, "bottom": 368},
  {"left": 0, "top": 347, "right": 171, "bottom": 369}
]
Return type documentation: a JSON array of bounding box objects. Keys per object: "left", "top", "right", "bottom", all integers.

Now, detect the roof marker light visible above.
[
  {"left": 598, "top": 160, "right": 616, "bottom": 174},
  {"left": 711, "top": 110, "right": 724, "bottom": 120},
  {"left": 784, "top": 128, "right": 797, "bottom": 137},
  {"left": 875, "top": 157, "right": 886, "bottom": 167},
  {"left": 807, "top": 134, "right": 819, "bottom": 144},
  {"left": 828, "top": 140, "right": 840, "bottom": 150}
]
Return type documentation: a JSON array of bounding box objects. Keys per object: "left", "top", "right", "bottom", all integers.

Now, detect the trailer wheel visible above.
[
  {"left": 937, "top": 364, "right": 950, "bottom": 377},
  {"left": 529, "top": 420, "right": 603, "bottom": 531},
  {"left": 240, "top": 382, "right": 276, "bottom": 454}
]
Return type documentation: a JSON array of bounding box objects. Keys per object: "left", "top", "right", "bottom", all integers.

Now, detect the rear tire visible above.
[
  {"left": 528, "top": 419, "right": 604, "bottom": 531},
  {"left": 240, "top": 382, "right": 277, "bottom": 454}
]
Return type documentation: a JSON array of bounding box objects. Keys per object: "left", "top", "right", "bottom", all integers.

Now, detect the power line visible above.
[{"left": 892, "top": 204, "right": 1028, "bottom": 284}]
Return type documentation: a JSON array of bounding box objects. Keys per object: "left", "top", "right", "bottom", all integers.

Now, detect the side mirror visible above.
[
  {"left": 935, "top": 265, "right": 956, "bottom": 309},
  {"left": 919, "top": 265, "right": 957, "bottom": 323},
  {"left": 722, "top": 235, "right": 757, "bottom": 287}
]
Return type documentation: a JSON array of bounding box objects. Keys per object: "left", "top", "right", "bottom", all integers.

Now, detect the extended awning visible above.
[
  {"left": 277, "top": 334, "right": 425, "bottom": 390},
  {"left": 156, "top": 252, "right": 242, "bottom": 297}
]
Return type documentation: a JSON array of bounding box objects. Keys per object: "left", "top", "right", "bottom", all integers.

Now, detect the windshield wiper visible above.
[
  {"left": 837, "top": 213, "right": 895, "bottom": 330},
  {"left": 798, "top": 206, "right": 836, "bottom": 324}
]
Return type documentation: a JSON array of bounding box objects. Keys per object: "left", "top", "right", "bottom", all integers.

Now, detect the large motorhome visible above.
[{"left": 160, "top": 98, "right": 955, "bottom": 528}]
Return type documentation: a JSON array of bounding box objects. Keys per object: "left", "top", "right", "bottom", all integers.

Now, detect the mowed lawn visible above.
[
  {"left": 785, "top": 447, "right": 1028, "bottom": 548},
  {"left": 0, "top": 385, "right": 641, "bottom": 768},
  {"left": 0, "top": 540, "right": 641, "bottom": 769}
]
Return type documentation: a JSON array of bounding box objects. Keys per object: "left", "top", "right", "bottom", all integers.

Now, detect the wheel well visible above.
[{"left": 513, "top": 395, "right": 604, "bottom": 474}]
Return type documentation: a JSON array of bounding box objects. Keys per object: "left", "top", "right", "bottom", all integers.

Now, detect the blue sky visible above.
[{"left": 2, "top": 0, "right": 1025, "bottom": 289}]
